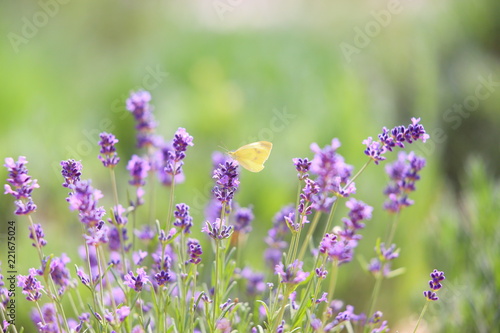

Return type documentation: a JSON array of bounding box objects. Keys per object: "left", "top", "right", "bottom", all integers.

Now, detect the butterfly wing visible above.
[{"left": 229, "top": 141, "right": 273, "bottom": 172}]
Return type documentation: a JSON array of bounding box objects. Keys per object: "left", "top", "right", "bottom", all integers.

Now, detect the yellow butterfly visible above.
[{"left": 227, "top": 141, "right": 273, "bottom": 172}]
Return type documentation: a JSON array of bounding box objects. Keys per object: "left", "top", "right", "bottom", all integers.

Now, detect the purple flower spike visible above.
[
  {"left": 173, "top": 203, "right": 193, "bottom": 233},
  {"left": 186, "top": 238, "right": 203, "bottom": 264},
  {"left": 363, "top": 118, "right": 429, "bottom": 164},
  {"left": 67, "top": 180, "right": 106, "bottom": 227},
  {"left": 293, "top": 157, "right": 311, "bottom": 180},
  {"left": 275, "top": 260, "right": 310, "bottom": 285},
  {"left": 4, "top": 156, "right": 39, "bottom": 215},
  {"left": 126, "top": 90, "right": 158, "bottom": 148},
  {"left": 61, "top": 159, "right": 82, "bottom": 188},
  {"left": 28, "top": 224, "right": 47, "bottom": 248},
  {"left": 98, "top": 132, "right": 120, "bottom": 168},
  {"left": 127, "top": 155, "right": 150, "bottom": 187},
  {"left": 233, "top": 206, "right": 254, "bottom": 234},
  {"left": 17, "top": 268, "right": 43, "bottom": 302},
  {"left": 124, "top": 268, "right": 149, "bottom": 292},
  {"left": 212, "top": 161, "right": 240, "bottom": 208},
  {"left": 384, "top": 151, "right": 426, "bottom": 213},
  {"left": 423, "top": 269, "right": 445, "bottom": 301}
]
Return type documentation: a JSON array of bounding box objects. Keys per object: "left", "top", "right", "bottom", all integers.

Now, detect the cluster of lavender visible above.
[{"left": 1, "top": 90, "right": 444, "bottom": 333}]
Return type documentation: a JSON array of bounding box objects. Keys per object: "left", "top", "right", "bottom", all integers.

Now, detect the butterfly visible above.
[{"left": 227, "top": 141, "right": 273, "bottom": 172}]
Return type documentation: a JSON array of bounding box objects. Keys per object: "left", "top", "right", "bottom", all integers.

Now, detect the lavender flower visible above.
[
  {"left": 319, "top": 233, "right": 354, "bottom": 265},
  {"left": 233, "top": 206, "right": 254, "bottom": 234},
  {"left": 216, "top": 318, "right": 231, "bottom": 333},
  {"left": 50, "top": 254, "right": 72, "bottom": 291},
  {"left": 98, "top": 132, "right": 120, "bottom": 168},
  {"left": 67, "top": 180, "right": 106, "bottom": 227},
  {"left": 363, "top": 117, "right": 429, "bottom": 164},
  {"left": 173, "top": 203, "right": 193, "bottom": 233},
  {"left": 127, "top": 154, "right": 150, "bottom": 205},
  {"left": 155, "top": 270, "right": 171, "bottom": 286},
  {"left": 17, "top": 268, "right": 43, "bottom": 301},
  {"left": 212, "top": 161, "right": 240, "bottom": 209},
  {"left": 104, "top": 306, "right": 130, "bottom": 325},
  {"left": 124, "top": 267, "right": 149, "bottom": 292},
  {"left": 239, "top": 267, "right": 265, "bottom": 295},
  {"left": 424, "top": 269, "right": 445, "bottom": 301},
  {"left": 60, "top": 159, "right": 82, "bottom": 188},
  {"left": 309, "top": 139, "right": 355, "bottom": 204},
  {"left": 275, "top": 260, "right": 309, "bottom": 285},
  {"left": 293, "top": 157, "right": 311, "bottom": 180},
  {"left": 126, "top": 90, "right": 158, "bottom": 148},
  {"left": 28, "top": 223, "right": 47, "bottom": 247},
  {"left": 127, "top": 155, "right": 150, "bottom": 187},
  {"left": 384, "top": 151, "right": 426, "bottom": 213},
  {"left": 157, "top": 128, "right": 194, "bottom": 185},
  {"left": 264, "top": 205, "right": 294, "bottom": 268},
  {"left": 4, "top": 156, "right": 39, "bottom": 215},
  {"left": 186, "top": 238, "right": 203, "bottom": 264},
  {"left": 203, "top": 218, "right": 234, "bottom": 240}
]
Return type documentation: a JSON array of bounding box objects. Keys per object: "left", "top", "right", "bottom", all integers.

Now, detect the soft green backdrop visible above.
[{"left": 1, "top": 0, "right": 499, "bottom": 331}]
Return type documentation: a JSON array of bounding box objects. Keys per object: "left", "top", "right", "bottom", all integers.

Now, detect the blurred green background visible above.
[{"left": 1, "top": 0, "right": 499, "bottom": 331}]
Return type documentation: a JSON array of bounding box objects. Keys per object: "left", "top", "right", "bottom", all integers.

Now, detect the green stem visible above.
[
  {"left": 165, "top": 171, "right": 176, "bottom": 231},
  {"left": 298, "top": 211, "right": 322, "bottom": 261},
  {"left": 365, "top": 273, "right": 384, "bottom": 333},
  {"left": 413, "top": 302, "right": 430, "bottom": 333},
  {"left": 386, "top": 212, "right": 400, "bottom": 246},
  {"left": 344, "top": 157, "right": 372, "bottom": 189}
]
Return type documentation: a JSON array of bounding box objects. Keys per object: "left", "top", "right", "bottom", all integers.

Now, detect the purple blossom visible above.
[
  {"left": 31, "top": 303, "right": 59, "bottom": 332},
  {"left": 216, "top": 318, "right": 231, "bottom": 333},
  {"left": 132, "top": 250, "right": 148, "bottom": 265},
  {"left": 50, "top": 254, "right": 71, "bottom": 290},
  {"left": 363, "top": 117, "right": 429, "bottom": 164},
  {"left": 186, "top": 238, "right": 203, "bottom": 264},
  {"left": 154, "top": 270, "right": 171, "bottom": 286},
  {"left": 315, "top": 266, "right": 328, "bottom": 279},
  {"left": 98, "top": 132, "right": 120, "bottom": 168},
  {"left": 384, "top": 151, "right": 426, "bottom": 213},
  {"left": 126, "top": 90, "right": 158, "bottom": 148},
  {"left": 173, "top": 203, "right": 193, "bottom": 233},
  {"left": 60, "top": 159, "right": 82, "bottom": 188},
  {"left": 104, "top": 306, "right": 130, "bottom": 325},
  {"left": 233, "top": 206, "right": 254, "bottom": 234},
  {"left": 107, "top": 226, "right": 128, "bottom": 251},
  {"left": 67, "top": 180, "right": 106, "bottom": 227},
  {"left": 423, "top": 269, "right": 445, "bottom": 301},
  {"left": 212, "top": 161, "right": 240, "bottom": 208},
  {"left": 4, "top": 156, "right": 39, "bottom": 215},
  {"left": 293, "top": 157, "right": 311, "bottom": 180},
  {"left": 319, "top": 233, "right": 355, "bottom": 265},
  {"left": 108, "top": 204, "right": 128, "bottom": 226},
  {"left": 28, "top": 223, "right": 47, "bottom": 247},
  {"left": 83, "top": 222, "right": 109, "bottom": 246},
  {"left": 239, "top": 267, "right": 266, "bottom": 295},
  {"left": 156, "top": 128, "right": 193, "bottom": 185},
  {"left": 127, "top": 155, "right": 150, "bottom": 187},
  {"left": 124, "top": 268, "right": 149, "bottom": 292},
  {"left": 264, "top": 205, "right": 294, "bottom": 268},
  {"left": 17, "top": 268, "right": 43, "bottom": 301},
  {"left": 203, "top": 218, "right": 234, "bottom": 240},
  {"left": 275, "top": 260, "right": 310, "bottom": 285},
  {"left": 76, "top": 267, "right": 90, "bottom": 287},
  {"left": 309, "top": 139, "right": 355, "bottom": 204}
]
